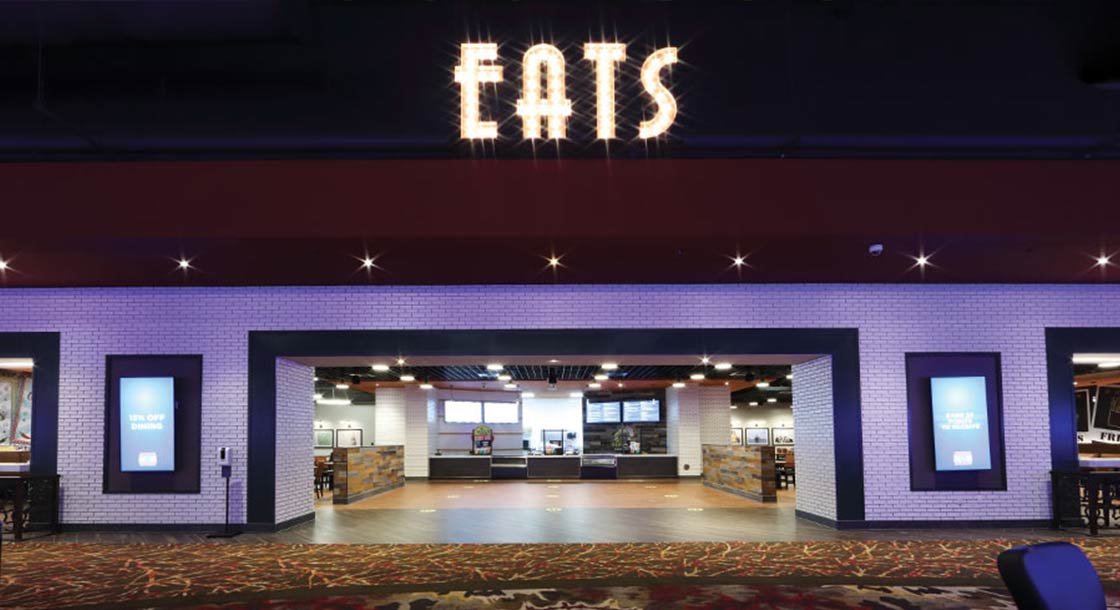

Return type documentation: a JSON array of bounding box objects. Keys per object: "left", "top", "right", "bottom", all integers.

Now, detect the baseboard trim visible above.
[
  {"left": 62, "top": 523, "right": 230, "bottom": 532},
  {"left": 332, "top": 481, "right": 404, "bottom": 505},
  {"left": 271, "top": 511, "right": 315, "bottom": 532},
  {"left": 795, "top": 509, "right": 839, "bottom": 528},
  {"left": 794, "top": 510, "right": 1050, "bottom": 530},
  {"left": 702, "top": 480, "right": 776, "bottom": 503}
]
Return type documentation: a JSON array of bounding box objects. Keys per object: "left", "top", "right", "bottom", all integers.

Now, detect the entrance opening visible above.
[
  {"left": 272, "top": 351, "right": 846, "bottom": 543},
  {"left": 0, "top": 357, "right": 34, "bottom": 473}
]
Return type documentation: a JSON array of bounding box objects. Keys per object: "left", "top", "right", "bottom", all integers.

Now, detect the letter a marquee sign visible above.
[{"left": 455, "top": 42, "right": 679, "bottom": 141}]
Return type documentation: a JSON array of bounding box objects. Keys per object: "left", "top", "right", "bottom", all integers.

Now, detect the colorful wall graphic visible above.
[{"left": 0, "top": 372, "right": 32, "bottom": 446}]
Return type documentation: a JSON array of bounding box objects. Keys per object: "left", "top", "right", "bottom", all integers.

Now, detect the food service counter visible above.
[{"left": 429, "top": 454, "right": 677, "bottom": 480}]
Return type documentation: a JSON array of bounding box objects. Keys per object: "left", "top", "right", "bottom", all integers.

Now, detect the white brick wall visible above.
[
  {"left": 0, "top": 283, "right": 1115, "bottom": 524},
  {"left": 275, "top": 358, "right": 315, "bottom": 525},
  {"left": 373, "top": 388, "right": 406, "bottom": 446},
  {"left": 792, "top": 357, "right": 836, "bottom": 521},
  {"left": 403, "top": 386, "right": 430, "bottom": 477},
  {"left": 699, "top": 386, "right": 732, "bottom": 446},
  {"left": 668, "top": 386, "right": 701, "bottom": 475}
]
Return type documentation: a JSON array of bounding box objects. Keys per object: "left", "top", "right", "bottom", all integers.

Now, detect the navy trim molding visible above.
[
  {"left": 0, "top": 332, "right": 60, "bottom": 475},
  {"left": 1045, "top": 328, "right": 1120, "bottom": 473},
  {"left": 247, "top": 328, "right": 863, "bottom": 526}
]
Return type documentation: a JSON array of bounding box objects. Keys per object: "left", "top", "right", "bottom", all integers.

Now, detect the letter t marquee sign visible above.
[{"left": 454, "top": 41, "right": 680, "bottom": 141}]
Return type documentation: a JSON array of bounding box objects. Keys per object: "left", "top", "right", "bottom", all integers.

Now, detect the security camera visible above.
[{"left": 868, "top": 243, "right": 884, "bottom": 257}]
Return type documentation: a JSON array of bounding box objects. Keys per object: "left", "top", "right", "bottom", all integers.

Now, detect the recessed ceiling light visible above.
[
  {"left": 397, "top": 358, "right": 406, "bottom": 365},
  {"left": 486, "top": 363, "right": 504, "bottom": 371},
  {"left": 594, "top": 373, "right": 609, "bottom": 381},
  {"left": 672, "top": 381, "right": 686, "bottom": 388},
  {"left": 690, "top": 373, "right": 705, "bottom": 380},
  {"left": 1100, "top": 362, "right": 1120, "bottom": 369},
  {"left": 549, "top": 359, "right": 560, "bottom": 364},
  {"left": 601, "top": 362, "right": 619, "bottom": 370},
  {"left": 547, "top": 256, "right": 562, "bottom": 268},
  {"left": 749, "top": 401, "right": 759, "bottom": 406},
  {"left": 400, "top": 374, "right": 416, "bottom": 382},
  {"left": 361, "top": 257, "right": 376, "bottom": 269},
  {"left": 916, "top": 255, "right": 929, "bottom": 267},
  {"left": 497, "top": 373, "right": 513, "bottom": 381},
  {"left": 0, "top": 260, "right": 8, "bottom": 271},
  {"left": 617, "top": 382, "right": 625, "bottom": 388},
  {"left": 732, "top": 256, "right": 746, "bottom": 267},
  {"left": 786, "top": 374, "right": 793, "bottom": 380},
  {"left": 335, "top": 383, "right": 349, "bottom": 390},
  {"left": 1097, "top": 255, "right": 1112, "bottom": 267},
  {"left": 729, "top": 405, "right": 737, "bottom": 409},
  {"left": 569, "top": 391, "right": 584, "bottom": 398},
  {"left": 420, "top": 383, "right": 434, "bottom": 390},
  {"left": 724, "top": 381, "right": 730, "bottom": 386},
  {"left": 522, "top": 392, "right": 536, "bottom": 398},
  {"left": 756, "top": 381, "right": 770, "bottom": 388},
  {"left": 767, "top": 398, "right": 777, "bottom": 403},
  {"left": 371, "top": 364, "right": 390, "bottom": 372},
  {"left": 715, "top": 362, "right": 732, "bottom": 370},
  {"left": 0, "top": 358, "right": 33, "bottom": 369},
  {"left": 588, "top": 382, "right": 602, "bottom": 389},
  {"left": 313, "top": 376, "right": 319, "bottom": 381},
  {"left": 504, "top": 383, "right": 518, "bottom": 390},
  {"left": 177, "top": 258, "right": 191, "bottom": 270},
  {"left": 700, "top": 356, "right": 710, "bottom": 364}
]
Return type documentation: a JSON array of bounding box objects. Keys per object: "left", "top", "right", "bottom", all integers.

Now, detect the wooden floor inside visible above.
[{"left": 319, "top": 479, "right": 795, "bottom": 510}]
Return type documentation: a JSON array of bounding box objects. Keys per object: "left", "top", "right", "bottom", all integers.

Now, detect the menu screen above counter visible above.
[
  {"left": 623, "top": 400, "right": 661, "bottom": 422},
  {"left": 586, "top": 402, "right": 621, "bottom": 424}
]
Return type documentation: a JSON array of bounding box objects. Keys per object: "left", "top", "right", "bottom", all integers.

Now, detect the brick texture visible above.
[
  {"left": 0, "top": 283, "right": 1115, "bottom": 524},
  {"left": 702, "top": 444, "right": 777, "bottom": 502},
  {"left": 330, "top": 445, "right": 404, "bottom": 504},
  {"left": 275, "top": 358, "right": 315, "bottom": 524},
  {"left": 792, "top": 356, "right": 835, "bottom": 521}
]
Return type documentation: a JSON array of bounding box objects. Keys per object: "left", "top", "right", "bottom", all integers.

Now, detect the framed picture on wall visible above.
[
  {"left": 314, "top": 429, "right": 335, "bottom": 448},
  {"left": 336, "top": 428, "right": 363, "bottom": 448},
  {"left": 745, "top": 427, "right": 770, "bottom": 446},
  {"left": 772, "top": 427, "right": 795, "bottom": 446},
  {"left": 730, "top": 427, "right": 744, "bottom": 446}
]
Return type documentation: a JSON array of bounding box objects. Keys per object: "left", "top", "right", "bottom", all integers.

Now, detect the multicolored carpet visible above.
[{"left": 3, "top": 539, "right": 1120, "bottom": 609}]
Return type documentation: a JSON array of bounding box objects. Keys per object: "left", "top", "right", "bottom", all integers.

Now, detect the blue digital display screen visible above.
[
  {"left": 930, "top": 376, "right": 991, "bottom": 472},
  {"left": 119, "top": 377, "right": 176, "bottom": 472}
]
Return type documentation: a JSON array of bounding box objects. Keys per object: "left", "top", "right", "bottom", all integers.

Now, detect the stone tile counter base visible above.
[
  {"left": 331, "top": 445, "right": 404, "bottom": 504},
  {"left": 702, "top": 444, "right": 776, "bottom": 502}
]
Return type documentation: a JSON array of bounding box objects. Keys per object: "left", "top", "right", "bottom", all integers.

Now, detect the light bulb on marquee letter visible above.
[
  {"left": 583, "top": 42, "right": 627, "bottom": 139},
  {"left": 638, "top": 47, "right": 679, "bottom": 139},
  {"left": 454, "top": 43, "right": 504, "bottom": 139},
  {"left": 516, "top": 44, "right": 573, "bottom": 139}
]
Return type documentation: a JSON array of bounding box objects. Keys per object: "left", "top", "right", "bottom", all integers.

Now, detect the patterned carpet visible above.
[{"left": 3, "top": 539, "right": 1120, "bottom": 609}]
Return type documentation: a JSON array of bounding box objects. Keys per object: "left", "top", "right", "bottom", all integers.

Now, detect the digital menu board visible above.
[
  {"left": 119, "top": 377, "right": 176, "bottom": 472},
  {"left": 623, "top": 400, "right": 660, "bottom": 423},
  {"left": 930, "top": 376, "right": 991, "bottom": 472},
  {"left": 586, "top": 401, "right": 621, "bottom": 424}
]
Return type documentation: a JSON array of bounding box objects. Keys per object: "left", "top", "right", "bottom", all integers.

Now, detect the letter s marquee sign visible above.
[{"left": 454, "top": 42, "right": 679, "bottom": 141}]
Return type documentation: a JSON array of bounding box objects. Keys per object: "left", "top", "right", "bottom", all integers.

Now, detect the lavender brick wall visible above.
[
  {"left": 275, "top": 358, "right": 314, "bottom": 524},
  {"left": 0, "top": 283, "right": 1117, "bottom": 524},
  {"left": 792, "top": 357, "right": 835, "bottom": 521}
]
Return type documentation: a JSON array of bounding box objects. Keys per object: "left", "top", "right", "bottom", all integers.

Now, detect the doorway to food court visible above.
[{"left": 248, "top": 329, "right": 863, "bottom": 541}]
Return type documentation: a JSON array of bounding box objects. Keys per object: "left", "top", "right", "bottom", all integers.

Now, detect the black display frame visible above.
[
  {"left": 585, "top": 400, "right": 622, "bottom": 424},
  {"left": 905, "top": 352, "right": 1007, "bottom": 492},
  {"left": 103, "top": 354, "right": 203, "bottom": 494},
  {"left": 621, "top": 398, "right": 661, "bottom": 423}
]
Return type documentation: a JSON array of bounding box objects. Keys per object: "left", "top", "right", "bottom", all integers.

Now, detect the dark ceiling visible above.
[{"left": 0, "top": 2, "right": 1118, "bottom": 286}]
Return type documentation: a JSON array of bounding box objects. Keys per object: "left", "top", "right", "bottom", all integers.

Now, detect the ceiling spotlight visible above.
[
  {"left": 569, "top": 391, "right": 584, "bottom": 398},
  {"left": 916, "top": 255, "right": 929, "bottom": 267},
  {"left": 617, "top": 382, "right": 625, "bottom": 388},
  {"left": 715, "top": 362, "right": 732, "bottom": 370},
  {"left": 588, "top": 382, "right": 602, "bottom": 389},
  {"left": 601, "top": 362, "right": 619, "bottom": 371},
  {"left": 672, "top": 381, "right": 686, "bottom": 388},
  {"left": 594, "top": 373, "right": 609, "bottom": 381},
  {"left": 1097, "top": 255, "right": 1112, "bottom": 268},
  {"left": 730, "top": 405, "right": 737, "bottom": 409},
  {"left": 749, "top": 401, "right": 759, "bottom": 406},
  {"left": 549, "top": 359, "right": 560, "bottom": 363},
  {"left": 371, "top": 364, "right": 390, "bottom": 372},
  {"left": 786, "top": 374, "right": 793, "bottom": 380},
  {"left": 486, "top": 363, "right": 504, "bottom": 371},
  {"left": 724, "top": 381, "right": 730, "bottom": 386},
  {"left": 335, "top": 383, "right": 349, "bottom": 390},
  {"left": 547, "top": 256, "right": 561, "bottom": 268},
  {"left": 316, "top": 398, "right": 352, "bottom": 406},
  {"left": 0, "top": 259, "right": 8, "bottom": 271},
  {"left": 177, "top": 258, "right": 191, "bottom": 270},
  {"left": 521, "top": 392, "right": 536, "bottom": 398},
  {"left": 397, "top": 358, "right": 407, "bottom": 365},
  {"left": 420, "top": 383, "right": 434, "bottom": 390},
  {"left": 767, "top": 398, "right": 778, "bottom": 403},
  {"left": 690, "top": 373, "right": 705, "bottom": 381},
  {"left": 756, "top": 381, "right": 770, "bottom": 388},
  {"left": 732, "top": 256, "right": 746, "bottom": 267},
  {"left": 1100, "top": 362, "right": 1120, "bottom": 369},
  {"left": 400, "top": 374, "right": 416, "bottom": 382},
  {"left": 361, "top": 257, "right": 376, "bottom": 269},
  {"left": 700, "top": 356, "right": 710, "bottom": 364},
  {"left": 313, "top": 376, "right": 319, "bottom": 381},
  {"left": 497, "top": 373, "right": 513, "bottom": 382}
]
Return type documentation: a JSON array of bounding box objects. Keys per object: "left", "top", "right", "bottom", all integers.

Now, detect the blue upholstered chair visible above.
[{"left": 997, "top": 542, "right": 1106, "bottom": 610}]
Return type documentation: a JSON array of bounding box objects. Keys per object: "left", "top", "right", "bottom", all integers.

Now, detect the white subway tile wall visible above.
[
  {"left": 699, "top": 386, "right": 732, "bottom": 446},
  {"left": 275, "top": 358, "right": 315, "bottom": 524},
  {"left": 403, "top": 386, "right": 431, "bottom": 477},
  {"left": 0, "top": 283, "right": 1115, "bottom": 524},
  {"left": 373, "top": 387, "right": 406, "bottom": 447},
  {"left": 792, "top": 356, "right": 835, "bottom": 521}
]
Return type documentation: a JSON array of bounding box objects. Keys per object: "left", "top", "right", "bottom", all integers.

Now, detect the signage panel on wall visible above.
[
  {"left": 929, "top": 376, "right": 992, "bottom": 472},
  {"left": 586, "top": 401, "right": 621, "bottom": 424},
  {"left": 622, "top": 400, "right": 660, "bottom": 423},
  {"left": 119, "top": 377, "right": 176, "bottom": 472},
  {"left": 1082, "top": 385, "right": 1120, "bottom": 444}
]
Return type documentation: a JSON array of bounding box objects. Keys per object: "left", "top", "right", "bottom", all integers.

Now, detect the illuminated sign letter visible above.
[
  {"left": 516, "top": 44, "right": 573, "bottom": 139},
  {"left": 583, "top": 43, "right": 627, "bottom": 139},
  {"left": 454, "top": 43, "right": 504, "bottom": 139},
  {"left": 638, "top": 47, "right": 679, "bottom": 139}
]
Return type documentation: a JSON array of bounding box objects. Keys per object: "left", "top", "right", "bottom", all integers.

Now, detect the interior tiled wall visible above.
[
  {"left": 275, "top": 358, "right": 315, "bottom": 525},
  {"left": 1, "top": 284, "right": 1117, "bottom": 524},
  {"left": 792, "top": 356, "right": 835, "bottom": 521}
]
